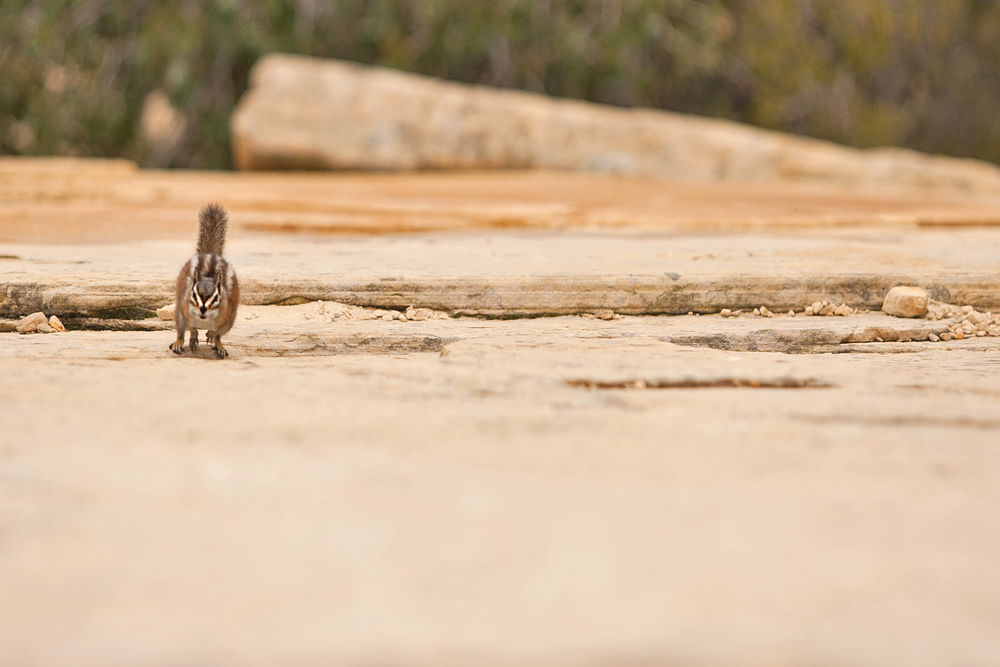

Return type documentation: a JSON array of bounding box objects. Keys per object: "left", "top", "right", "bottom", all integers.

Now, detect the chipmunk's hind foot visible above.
[
  {"left": 188, "top": 329, "right": 199, "bottom": 352},
  {"left": 207, "top": 331, "right": 229, "bottom": 359}
]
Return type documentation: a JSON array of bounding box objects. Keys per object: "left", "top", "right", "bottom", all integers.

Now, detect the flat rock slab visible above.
[
  {"left": 2, "top": 314, "right": 999, "bottom": 667},
  {"left": 4, "top": 229, "right": 1000, "bottom": 317}
]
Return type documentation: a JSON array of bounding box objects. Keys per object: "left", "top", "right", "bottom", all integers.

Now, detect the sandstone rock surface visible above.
[
  {"left": 883, "top": 286, "right": 930, "bottom": 318},
  {"left": 232, "top": 54, "right": 1000, "bottom": 193},
  {"left": 4, "top": 158, "right": 1000, "bottom": 667},
  {"left": 3, "top": 313, "right": 1000, "bottom": 667}
]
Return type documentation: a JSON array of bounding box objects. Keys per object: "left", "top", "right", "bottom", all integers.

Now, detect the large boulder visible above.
[{"left": 232, "top": 53, "right": 1000, "bottom": 192}]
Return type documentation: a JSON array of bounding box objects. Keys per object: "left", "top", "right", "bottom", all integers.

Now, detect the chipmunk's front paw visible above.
[
  {"left": 169, "top": 341, "right": 184, "bottom": 354},
  {"left": 213, "top": 345, "right": 229, "bottom": 359}
]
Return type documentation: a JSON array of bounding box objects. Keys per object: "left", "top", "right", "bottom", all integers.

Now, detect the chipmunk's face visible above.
[{"left": 191, "top": 277, "right": 221, "bottom": 319}]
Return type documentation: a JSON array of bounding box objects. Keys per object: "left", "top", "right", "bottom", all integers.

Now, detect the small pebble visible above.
[
  {"left": 156, "top": 303, "right": 176, "bottom": 321},
  {"left": 928, "top": 333, "right": 940, "bottom": 342},
  {"left": 398, "top": 314, "right": 407, "bottom": 322},
  {"left": 720, "top": 309, "right": 732, "bottom": 318},
  {"left": 15, "top": 312, "right": 47, "bottom": 333},
  {"left": 788, "top": 310, "right": 795, "bottom": 317},
  {"left": 35, "top": 322, "right": 53, "bottom": 333},
  {"left": 834, "top": 304, "right": 852, "bottom": 317},
  {"left": 381, "top": 313, "right": 393, "bottom": 321},
  {"left": 882, "top": 286, "right": 929, "bottom": 318},
  {"left": 955, "top": 331, "right": 965, "bottom": 340},
  {"left": 752, "top": 308, "right": 760, "bottom": 316},
  {"left": 940, "top": 332, "right": 953, "bottom": 341},
  {"left": 804, "top": 306, "right": 814, "bottom": 316},
  {"left": 48, "top": 315, "right": 66, "bottom": 332},
  {"left": 811, "top": 301, "right": 823, "bottom": 314},
  {"left": 597, "top": 310, "right": 615, "bottom": 320}
]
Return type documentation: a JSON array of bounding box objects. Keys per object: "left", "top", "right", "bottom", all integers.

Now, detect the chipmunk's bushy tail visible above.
[{"left": 196, "top": 203, "right": 228, "bottom": 256}]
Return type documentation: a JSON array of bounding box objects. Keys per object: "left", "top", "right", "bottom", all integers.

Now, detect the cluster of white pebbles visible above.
[
  {"left": 717, "top": 301, "right": 859, "bottom": 319},
  {"left": 925, "top": 302, "right": 1000, "bottom": 341}
]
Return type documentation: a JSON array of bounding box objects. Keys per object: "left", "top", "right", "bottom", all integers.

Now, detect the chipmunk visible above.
[{"left": 169, "top": 203, "right": 239, "bottom": 358}]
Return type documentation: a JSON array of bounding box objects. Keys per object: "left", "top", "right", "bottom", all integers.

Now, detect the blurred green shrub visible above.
[{"left": 2, "top": 0, "right": 999, "bottom": 169}]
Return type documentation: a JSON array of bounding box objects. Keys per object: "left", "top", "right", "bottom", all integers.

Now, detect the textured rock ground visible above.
[
  {"left": 232, "top": 54, "right": 1000, "bottom": 193},
  {"left": 2, "top": 312, "right": 1000, "bottom": 667},
  {"left": 2, "top": 159, "right": 1000, "bottom": 667}
]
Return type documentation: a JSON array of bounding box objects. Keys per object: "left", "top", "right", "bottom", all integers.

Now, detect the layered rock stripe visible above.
[
  {"left": 3, "top": 159, "right": 1000, "bottom": 319},
  {"left": 5, "top": 231, "right": 1000, "bottom": 319}
]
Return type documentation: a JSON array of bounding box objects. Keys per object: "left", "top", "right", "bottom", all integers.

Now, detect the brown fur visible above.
[
  {"left": 169, "top": 205, "right": 239, "bottom": 359},
  {"left": 196, "top": 203, "right": 228, "bottom": 256}
]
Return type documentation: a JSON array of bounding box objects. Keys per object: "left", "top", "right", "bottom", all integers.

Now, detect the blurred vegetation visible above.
[{"left": 2, "top": 0, "right": 999, "bottom": 169}]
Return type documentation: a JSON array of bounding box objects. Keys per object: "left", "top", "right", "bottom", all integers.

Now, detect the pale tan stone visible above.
[
  {"left": 156, "top": 303, "right": 176, "bottom": 321},
  {"left": 48, "top": 315, "right": 66, "bottom": 332},
  {"left": 883, "top": 286, "right": 930, "bottom": 318},
  {"left": 232, "top": 54, "right": 1000, "bottom": 193},
  {"left": 15, "top": 311, "right": 46, "bottom": 332},
  {"left": 967, "top": 310, "right": 988, "bottom": 325},
  {"left": 834, "top": 304, "right": 853, "bottom": 317}
]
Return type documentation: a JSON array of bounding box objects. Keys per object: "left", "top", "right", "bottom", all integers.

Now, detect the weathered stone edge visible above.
[{"left": 4, "top": 274, "right": 999, "bottom": 318}]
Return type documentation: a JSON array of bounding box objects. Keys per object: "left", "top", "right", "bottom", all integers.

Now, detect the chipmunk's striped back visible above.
[{"left": 169, "top": 204, "right": 240, "bottom": 359}]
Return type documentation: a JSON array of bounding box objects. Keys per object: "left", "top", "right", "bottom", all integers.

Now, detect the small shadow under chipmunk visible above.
[{"left": 169, "top": 344, "right": 241, "bottom": 360}]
